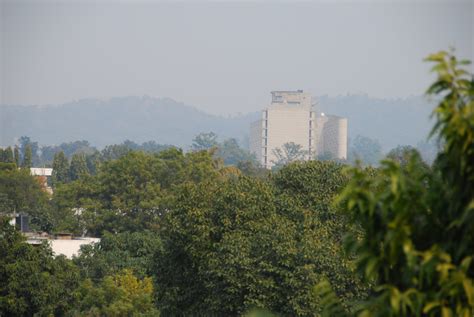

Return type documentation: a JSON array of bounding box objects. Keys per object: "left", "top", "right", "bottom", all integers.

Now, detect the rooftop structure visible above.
[
  {"left": 30, "top": 167, "right": 53, "bottom": 177},
  {"left": 270, "top": 90, "right": 312, "bottom": 108},
  {"left": 30, "top": 167, "right": 53, "bottom": 194},
  {"left": 26, "top": 234, "right": 100, "bottom": 259}
]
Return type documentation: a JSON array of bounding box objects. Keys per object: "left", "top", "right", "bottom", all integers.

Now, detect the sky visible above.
[{"left": 1, "top": 0, "right": 473, "bottom": 115}]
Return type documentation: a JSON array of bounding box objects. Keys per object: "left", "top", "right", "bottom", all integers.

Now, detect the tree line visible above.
[{"left": 0, "top": 51, "right": 472, "bottom": 316}]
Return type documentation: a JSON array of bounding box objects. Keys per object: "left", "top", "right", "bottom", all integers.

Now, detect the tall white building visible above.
[
  {"left": 314, "top": 113, "right": 348, "bottom": 160},
  {"left": 250, "top": 90, "right": 347, "bottom": 169}
]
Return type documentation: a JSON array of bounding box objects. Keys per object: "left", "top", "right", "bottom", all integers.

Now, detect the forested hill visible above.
[
  {"left": 0, "top": 96, "right": 259, "bottom": 148},
  {"left": 1, "top": 95, "right": 434, "bottom": 149}
]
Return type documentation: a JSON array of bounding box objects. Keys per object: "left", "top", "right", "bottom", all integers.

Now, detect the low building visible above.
[
  {"left": 26, "top": 234, "right": 100, "bottom": 259},
  {"left": 30, "top": 167, "right": 53, "bottom": 177},
  {"left": 49, "top": 237, "right": 100, "bottom": 258}
]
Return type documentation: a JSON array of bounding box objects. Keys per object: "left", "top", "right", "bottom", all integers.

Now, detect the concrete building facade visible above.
[
  {"left": 314, "top": 114, "right": 348, "bottom": 160},
  {"left": 250, "top": 90, "right": 347, "bottom": 168}
]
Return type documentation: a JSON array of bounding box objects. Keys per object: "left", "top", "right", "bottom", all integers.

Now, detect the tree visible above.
[
  {"left": 71, "top": 269, "right": 158, "bottom": 316},
  {"left": 21, "top": 144, "right": 32, "bottom": 168},
  {"left": 0, "top": 166, "right": 49, "bottom": 230},
  {"left": 348, "top": 135, "right": 383, "bottom": 166},
  {"left": 58, "top": 140, "right": 95, "bottom": 158},
  {"left": 271, "top": 142, "right": 308, "bottom": 168},
  {"left": 192, "top": 132, "right": 218, "bottom": 151},
  {"left": 13, "top": 147, "right": 20, "bottom": 166},
  {"left": 2, "top": 147, "right": 14, "bottom": 164},
  {"left": 386, "top": 145, "right": 421, "bottom": 166},
  {"left": 216, "top": 138, "right": 256, "bottom": 166},
  {"left": 140, "top": 140, "right": 172, "bottom": 153},
  {"left": 101, "top": 144, "right": 131, "bottom": 161},
  {"left": 73, "top": 231, "right": 162, "bottom": 281},
  {"left": 236, "top": 160, "right": 269, "bottom": 178},
  {"left": 319, "top": 51, "right": 474, "bottom": 316},
  {"left": 153, "top": 164, "right": 364, "bottom": 316},
  {"left": 0, "top": 217, "right": 80, "bottom": 316},
  {"left": 18, "top": 136, "right": 39, "bottom": 166},
  {"left": 69, "top": 153, "right": 89, "bottom": 181},
  {"left": 85, "top": 151, "right": 102, "bottom": 175},
  {"left": 52, "top": 151, "right": 70, "bottom": 185},
  {"left": 50, "top": 148, "right": 220, "bottom": 235}
]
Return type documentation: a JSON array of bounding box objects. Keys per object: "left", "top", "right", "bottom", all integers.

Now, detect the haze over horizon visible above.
[{"left": 1, "top": 0, "right": 472, "bottom": 115}]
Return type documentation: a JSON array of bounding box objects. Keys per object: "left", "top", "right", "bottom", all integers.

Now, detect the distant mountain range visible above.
[{"left": 0, "top": 94, "right": 435, "bottom": 150}]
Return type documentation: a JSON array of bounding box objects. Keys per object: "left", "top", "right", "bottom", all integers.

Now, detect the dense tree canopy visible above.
[
  {"left": 0, "top": 165, "right": 50, "bottom": 230},
  {"left": 51, "top": 148, "right": 220, "bottom": 235},
  {"left": 0, "top": 218, "right": 80, "bottom": 317},
  {"left": 70, "top": 269, "right": 159, "bottom": 316},
  {"left": 318, "top": 51, "right": 474, "bottom": 316},
  {"left": 52, "top": 151, "right": 70, "bottom": 186},
  {"left": 74, "top": 231, "right": 162, "bottom": 281},
  {"left": 153, "top": 161, "right": 365, "bottom": 316},
  {"left": 349, "top": 135, "right": 383, "bottom": 166},
  {"left": 1, "top": 50, "right": 472, "bottom": 317}
]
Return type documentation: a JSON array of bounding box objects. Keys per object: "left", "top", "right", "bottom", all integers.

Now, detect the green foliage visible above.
[
  {"left": 0, "top": 167, "right": 50, "bottom": 230},
  {"left": 85, "top": 151, "right": 102, "bottom": 175},
  {"left": 272, "top": 160, "right": 347, "bottom": 212},
  {"left": 50, "top": 175, "right": 102, "bottom": 235},
  {"left": 271, "top": 142, "right": 308, "bottom": 168},
  {"left": 314, "top": 279, "right": 350, "bottom": 317},
  {"left": 245, "top": 308, "right": 278, "bottom": 317},
  {"left": 154, "top": 177, "right": 287, "bottom": 315},
  {"left": 2, "top": 147, "right": 14, "bottom": 164},
  {"left": 100, "top": 141, "right": 173, "bottom": 162},
  {"left": 0, "top": 217, "right": 80, "bottom": 316},
  {"left": 272, "top": 161, "right": 368, "bottom": 306},
  {"left": 386, "top": 145, "right": 424, "bottom": 167},
  {"left": 237, "top": 160, "right": 270, "bottom": 178},
  {"left": 71, "top": 269, "right": 159, "bottom": 316},
  {"left": 19, "top": 136, "right": 40, "bottom": 167},
  {"left": 14, "top": 147, "right": 20, "bottom": 166},
  {"left": 349, "top": 135, "right": 383, "bottom": 166},
  {"left": 216, "top": 138, "right": 256, "bottom": 166},
  {"left": 154, "top": 161, "right": 365, "bottom": 316},
  {"left": 39, "top": 140, "right": 96, "bottom": 166},
  {"left": 74, "top": 231, "right": 162, "bottom": 281},
  {"left": 323, "top": 51, "right": 474, "bottom": 316},
  {"left": 51, "top": 148, "right": 220, "bottom": 235},
  {"left": 69, "top": 153, "right": 89, "bottom": 181},
  {"left": 21, "top": 144, "right": 32, "bottom": 168},
  {"left": 52, "top": 151, "right": 70, "bottom": 186},
  {"left": 101, "top": 144, "right": 133, "bottom": 161},
  {"left": 191, "top": 131, "right": 218, "bottom": 151}
]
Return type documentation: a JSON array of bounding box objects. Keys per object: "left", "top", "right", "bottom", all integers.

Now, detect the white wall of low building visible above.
[
  {"left": 30, "top": 168, "right": 53, "bottom": 177},
  {"left": 49, "top": 238, "right": 100, "bottom": 259}
]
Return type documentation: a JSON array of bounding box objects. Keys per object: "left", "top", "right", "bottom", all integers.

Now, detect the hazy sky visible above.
[{"left": 1, "top": 0, "right": 472, "bottom": 115}]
